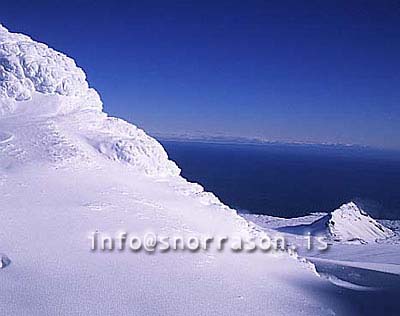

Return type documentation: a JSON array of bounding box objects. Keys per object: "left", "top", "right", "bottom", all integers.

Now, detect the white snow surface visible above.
[
  {"left": 243, "top": 208, "right": 400, "bottom": 314},
  {"left": 1, "top": 24, "right": 400, "bottom": 315}
]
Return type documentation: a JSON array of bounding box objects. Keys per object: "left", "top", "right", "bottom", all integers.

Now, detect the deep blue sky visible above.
[{"left": 2, "top": 0, "right": 400, "bottom": 148}]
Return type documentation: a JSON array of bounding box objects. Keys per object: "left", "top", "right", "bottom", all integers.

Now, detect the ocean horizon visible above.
[{"left": 161, "top": 140, "right": 400, "bottom": 219}]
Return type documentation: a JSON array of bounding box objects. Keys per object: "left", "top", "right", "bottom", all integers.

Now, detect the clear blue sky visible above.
[{"left": 2, "top": 0, "right": 400, "bottom": 148}]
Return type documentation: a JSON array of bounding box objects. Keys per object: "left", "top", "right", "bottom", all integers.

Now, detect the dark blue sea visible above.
[{"left": 161, "top": 140, "right": 400, "bottom": 219}]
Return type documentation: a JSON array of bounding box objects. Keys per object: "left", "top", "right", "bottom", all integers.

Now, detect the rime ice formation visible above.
[
  {"left": 0, "top": 24, "right": 95, "bottom": 103},
  {"left": 0, "top": 24, "right": 179, "bottom": 176}
]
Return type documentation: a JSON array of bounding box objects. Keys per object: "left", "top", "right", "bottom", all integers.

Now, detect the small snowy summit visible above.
[
  {"left": 320, "top": 202, "right": 393, "bottom": 243},
  {"left": 0, "top": 25, "right": 398, "bottom": 315},
  {"left": 276, "top": 202, "right": 394, "bottom": 244}
]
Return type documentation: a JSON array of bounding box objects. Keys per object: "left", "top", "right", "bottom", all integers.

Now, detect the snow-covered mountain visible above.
[
  {"left": 275, "top": 202, "right": 394, "bottom": 244},
  {"left": 312, "top": 202, "right": 393, "bottom": 243},
  {"left": 1, "top": 24, "right": 399, "bottom": 315}
]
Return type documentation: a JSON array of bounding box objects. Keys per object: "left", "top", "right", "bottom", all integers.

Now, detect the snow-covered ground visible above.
[
  {"left": 1, "top": 24, "right": 400, "bottom": 315},
  {"left": 243, "top": 203, "right": 400, "bottom": 309}
]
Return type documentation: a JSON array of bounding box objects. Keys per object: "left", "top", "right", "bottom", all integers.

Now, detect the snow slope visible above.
[
  {"left": 243, "top": 206, "right": 400, "bottom": 310},
  {"left": 1, "top": 24, "right": 400, "bottom": 315}
]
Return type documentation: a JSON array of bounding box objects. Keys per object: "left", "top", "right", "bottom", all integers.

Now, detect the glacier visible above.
[{"left": 1, "top": 24, "right": 400, "bottom": 315}]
